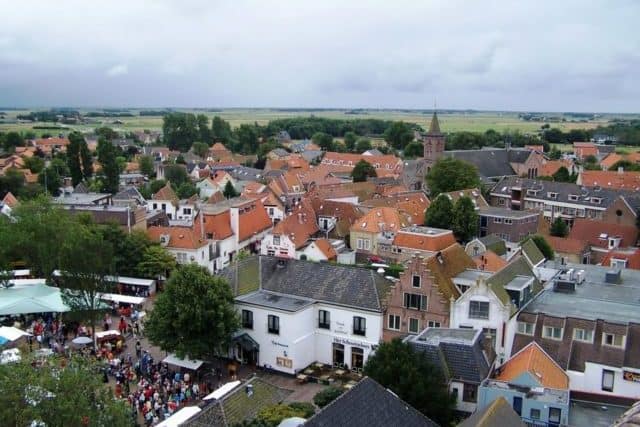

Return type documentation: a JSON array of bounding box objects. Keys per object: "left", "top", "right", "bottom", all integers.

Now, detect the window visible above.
[
  {"left": 530, "top": 408, "right": 541, "bottom": 420},
  {"left": 493, "top": 217, "right": 503, "bottom": 224},
  {"left": 408, "top": 318, "right": 419, "bottom": 334},
  {"left": 332, "top": 343, "right": 344, "bottom": 366},
  {"left": 549, "top": 408, "right": 561, "bottom": 424},
  {"left": 388, "top": 315, "right": 400, "bottom": 330},
  {"left": 428, "top": 320, "right": 441, "bottom": 328},
  {"left": 547, "top": 192, "right": 558, "bottom": 199},
  {"left": 318, "top": 310, "right": 330, "bottom": 329},
  {"left": 469, "top": 301, "right": 489, "bottom": 319},
  {"left": 603, "top": 333, "right": 625, "bottom": 348},
  {"left": 152, "top": 203, "right": 157, "bottom": 210},
  {"left": 183, "top": 208, "right": 192, "bottom": 215},
  {"left": 498, "top": 198, "right": 505, "bottom": 206},
  {"left": 404, "top": 293, "right": 427, "bottom": 311},
  {"left": 356, "top": 238, "right": 371, "bottom": 250},
  {"left": 504, "top": 218, "right": 513, "bottom": 225},
  {"left": 517, "top": 322, "right": 534, "bottom": 335},
  {"left": 457, "top": 284, "right": 469, "bottom": 294},
  {"left": 573, "top": 328, "right": 594, "bottom": 343},
  {"left": 268, "top": 315, "right": 280, "bottom": 335},
  {"left": 351, "top": 347, "right": 364, "bottom": 370},
  {"left": 602, "top": 369, "right": 615, "bottom": 392},
  {"left": 353, "top": 316, "right": 366, "bottom": 336},
  {"left": 592, "top": 197, "right": 602, "bottom": 205},
  {"left": 412, "top": 275, "right": 421, "bottom": 288},
  {"left": 161, "top": 203, "right": 166, "bottom": 211},
  {"left": 241, "top": 310, "right": 253, "bottom": 329},
  {"left": 268, "top": 207, "right": 274, "bottom": 216},
  {"left": 462, "top": 384, "right": 477, "bottom": 403},
  {"left": 543, "top": 326, "right": 563, "bottom": 340},
  {"left": 273, "top": 235, "right": 281, "bottom": 246},
  {"left": 569, "top": 194, "right": 579, "bottom": 201},
  {"left": 267, "top": 249, "right": 275, "bottom": 256}
]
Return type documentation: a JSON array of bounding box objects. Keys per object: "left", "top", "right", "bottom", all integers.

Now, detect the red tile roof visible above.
[
  {"left": 297, "top": 165, "right": 345, "bottom": 187},
  {"left": 33, "top": 137, "right": 69, "bottom": 147},
  {"left": 473, "top": 250, "right": 508, "bottom": 272},
  {"left": 539, "top": 159, "right": 574, "bottom": 177},
  {"left": 314, "top": 239, "right": 337, "bottom": 260},
  {"left": 573, "top": 142, "right": 598, "bottom": 159},
  {"left": 545, "top": 236, "right": 589, "bottom": 255},
  {"left": 272, "top": 201, "right": 318, "bottom": 249},
  {"left": 579, "top": 170, "right": 640, "bottom": 190},
  {"left": 321, "top": 152, "right": 402, "bottom": 172},
  {"left": 600, "top": 153, "right": 624, "bottom": 170},
  {"left": 195, "top": 210, "right": 234, "bottom": 240},
  {"left": 568, "top": 218, "right": 638, "bottom": 248},
  {"left": 147, "top": 226, "right": 207, "bottom": 250},
  {"left": 601, "top": 249, "right": 640, "bottom": 270},
  {"left": 210, "top": 143, "right": 230, "bottom": 152},
  {"left": 152, "top": 182, "right": 178, "bottom": 204},
  {"left": 392, "top": 228, "right": 456, "bottom": 252},
  {"left": 496, "top": 342, "right": 569, "bottom": 390},
  {"left": 237, "top": 198, "right": 273, "bottom": 242},
  {"left": 351, "top": 207, "right": 411, "bottom": 234},
  {"left": 361, "top": 192, "right": 430, "bottom": 226},
  {"left": 2, "top": 192, "right": 18, "bottom": 208}
]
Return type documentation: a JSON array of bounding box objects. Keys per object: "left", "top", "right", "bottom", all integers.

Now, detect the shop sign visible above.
[
  {"left": 333, "top": 336, "right": 370, "bottom": 349},
  {"left": 623, "top": 370, "right": 640, "bottom": 383},
  {"left": 271, "top": 340, "right": 289, "bottom": 348}
]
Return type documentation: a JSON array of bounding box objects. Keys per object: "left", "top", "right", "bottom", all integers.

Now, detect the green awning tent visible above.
[{"left": 0, "top": 284, "right": 70, "bottom": 316}]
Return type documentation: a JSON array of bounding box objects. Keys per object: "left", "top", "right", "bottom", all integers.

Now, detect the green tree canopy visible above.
[
  {"left": 163, "top": 112, "right": 200, "bottom": 152},
  {"left": 145, "top": 265, "right": 240, "bottom": 360},
  {"left": 343, "top": 131, "right": 358, "bottom": 152},
  {"left": 452, "top": 196, "right": 479, "bottom": 242},
  {"left": 23, "top": 156, "right": 45, "bottom": 174},
  {"left": 550, "top": 217, "right": 569, "bottom": 237},
  {"left": 96, "top": 138, "right": 120, "bottom": 194},
  {"left": 424, "top": 194, "right": 454, "bottom": 229},
  {"left": 211, "top": 116, "right": 233, "bottom": 143},
  {"left": 363, "top": 339, "right": 455, "bottom": 426},
  {"left": 137, "top": 245, "right": 176, "bottom": 279},
  {"left": 139, "top": 154, "right": 155, "bottom": 177},
  {"left": 383, "top": 121, "right": 414, "bottom": 150},
  {"left": 608, "top": 160, "right": 640, "bottom": 172},
  {"left": 192, "top": 141, "right": 210, "bottom": 158},
  {"left": 3, "top": 131, "right": 24, "bottom": 151},
  {"left": 163, "top": 165, "right": 189, "bottom": 187},
  {"left": 355, "top": 137, "right": 372, "bottom": 153},
  {"left": 0, "top": 168, "right": 26, "bottom": 197},
  {"left": 223, "top": 180, "right": 238, "bottom": 198},
  {"left": 38, "top": 166, "right": 62, "bottom": 195},
  {"left": 351, "top": 159, "right": 376, "bottom": 182},
  {"left": 176, "top": 182, "right": 197, "bottom": 199},
  {"left": 0, "top": 355, "right": 130, "bottom": 426},
  {"left": 403, "top": 141, "right": 424, "bottom": 158},
  {"left": 425, "top": 157, "right": 480, "bottom": 197},
  {"left": 150, "top": 179, "right": 167, "bottom": 194},
  {"left": 66, "top": 131, "right": 92, "bottom": 186},
  {"left": 526, "top": 235, "right": 555, "bottom": 260},
  {"left": 312, "top": 132, "right": 334, "bottom": 151},
  {"left": 548, "top": 146, "right": 562, "bottom": 160}
]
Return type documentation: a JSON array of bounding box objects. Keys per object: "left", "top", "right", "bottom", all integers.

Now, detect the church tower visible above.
[{"left": 423, "top": 111, "right": 445, "bottom": 171}]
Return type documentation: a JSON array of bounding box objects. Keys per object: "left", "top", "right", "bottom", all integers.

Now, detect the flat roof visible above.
[
  {"left": 453, "top": 269, "right": 492, "bottom": 283},
  {"left": 408, "top": 327, "right": 479, "bottom": 346},
  {"left": 482, "top": 379, "right": 569, "bottom": 404},
  {"left": 504, "top": 275, "right": 533, "bottom": 291},
  {"left": 401, "top": 225, "right": 451, "bottom": 236},
  {"left": 479, "top": 206, "right": 539, "bottom": 218},
  {"left": 525, "top": 263, "right": 640, "bottom": 324},
  {"left": 53, "top": 193, "right": 111, "bottom": 205},
  {"left": 236, "top": 290, "right": 314, "bottom": 312}
]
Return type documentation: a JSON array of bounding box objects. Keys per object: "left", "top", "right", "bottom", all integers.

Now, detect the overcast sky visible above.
[{"left": 1, "top": 0, "right": 639, "bottom": 112}]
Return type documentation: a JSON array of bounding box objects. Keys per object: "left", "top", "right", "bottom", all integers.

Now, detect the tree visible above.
[
  {"left": 312, "top": 132, "right": 334, "bottom": 151},
  {"left": 235, "top": 124, "right": 259, "bottom": 154},
  {"left": 351, "top": 159, "right": 376, "bottom": 182},
  {"left": 424, "top": 195, "right": 454, "bottom": 229},
  {"left": 355, "top": 137, "right": 372, "bottom": 153},
  {"left": 136, "top": 245, "right": 176, "bottom": 279},
  {"left": 608, "top": 160, "right": 640, "bottom": 172},
  {"left": 211, "top": 116, "right": 233, "bottom": 143},
  {"left": 363, "top": 339, "right": 455, "bottom": 426},
  {"left": 150, "top": 179, "right": 167, "bottom": 194},
  {"left": 80, "top": 140, "right": 93, "bottom": 179},
  {"left": 192, "top": 141, "right": 209, "bottom": 158},
  {"left": 3, "top": 131, "right": 24, "bottom": 151},
  {"left": 383, "top": 121, "right": 414, "bottom": 150},
  {"left": 552, "top": 166, "right": 576, "bottom": 183},
  {"left": 163, "top": 113, "right": 199, "bottom": 152},
  {"left": 0, "top": 168, "right": 25, "bottom": 196},
  {"left": 95, "top": 126, "right": 119, "bottom": 141},
  {"left": 139, "top": 155, "right": 155, "bottom": 177},
  {"left": 403, "top": 141, "right": 423, "bottom": 158},
  {"left": 425, "top": 157, "right": 480, "bottom": 197},
  {"left": 164, "top": 165, "right": 189, "bottom": 187},
  {"left": 344, "top": 131, "right": 358, "bottom": 152},
  {"left": 452, "top": 196, "right": 479, "bottom": 241},
  {"left": 197, "top": 114, "right": 211, "bottom": 143},
  {"left": 176, "top": 182, "right": 197, "bottom": 199},
  {"left": 313, "top": 386, "right": 344, "bottom": 408},
  {"left": 96, "top": 138, "right": 119, "bottom": 194},
  {"left": 526, "top": 235, "right": 554, "bottom": 260},
  {"left": 38, "top": 166, "right": 62, "bottom": 195},
  {"left": 223, "top": 180, "right": 238, "bottom": 198},
  {"left": 59, "top": 225, "right": 115, "bottom": 348},
  {"left": 23, "top": 156, "right": 45, "bottom": 174},
  {"left": 67, "top": 132, "right": 85, "bottom": 186},
  {"left": 0, "top": 355, "right": 130, "bottom": 426},
  {"left": 145, "top": 265, "right": 239, "bottom": 360},
  {"left": 550, "top": 217, "right": 569, "bottom": 237}
]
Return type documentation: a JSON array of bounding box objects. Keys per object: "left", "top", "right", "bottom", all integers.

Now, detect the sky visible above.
[{"left": 1, "top": 0, "right": 639, "bottom": 112}]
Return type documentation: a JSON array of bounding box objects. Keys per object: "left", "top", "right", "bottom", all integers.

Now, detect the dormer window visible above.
[
  {"left": 592, "top": 197, "right": 602, "bottom": 204},
  {"left": 568, "top": 194, "right": 579, "bottom": 201},
  {"left": 547, "top": 192, "right": 558, "bottom": 199},
  {"left": 527, "top": 189, "right": 539, "bottom": 196}
]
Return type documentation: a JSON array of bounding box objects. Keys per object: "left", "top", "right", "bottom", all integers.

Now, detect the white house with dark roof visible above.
[{"left": 221, "top": 256, "right": 392, "bottom": 375}]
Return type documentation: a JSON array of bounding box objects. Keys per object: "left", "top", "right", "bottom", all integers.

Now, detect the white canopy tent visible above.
[
  {"left": 0, "top": 326, "right": 31, "bottom": 341},
  {"left": 162, "top": 353, "right": 204, "bottom": 371},
  {"left": 203, "top": 380, "right": 241, "bottom": 401},
  {"left": 156, "top": 406, "right": 201, "bottom": 427},
  {"left": 95, "top": 330, "right": 121, "bottom": 340},
  {"left": 99, "top": 293, "right": 146, "bottom": 305}
]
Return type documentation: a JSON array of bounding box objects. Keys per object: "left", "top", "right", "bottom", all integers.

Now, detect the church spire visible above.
[{"left": 428, "top": 111, "right": 441, "bottom": 135}]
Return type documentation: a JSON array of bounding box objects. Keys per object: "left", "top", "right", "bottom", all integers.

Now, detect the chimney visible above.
[
  {"left": 618, "top": 166, "right": 624, "bottom": 174},
  {"left": 298, "top": 212, "right": 303, "bottom": 223}
]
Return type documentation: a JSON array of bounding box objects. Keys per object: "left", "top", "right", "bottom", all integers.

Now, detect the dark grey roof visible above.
[
  {"left": 227, "top": 166, "right": 262, "bottom": 181},
  {"left": 444, "top": 148, "right": 532, "bottom": 178},
  {"left": 301, "top": 150, "right": 324, "bottom": 163},
  {"left": 305, "top": 377, "right": 439, "bottom": 427},
  {"left": 401, "top": 159, "right": 427, "bottom": 190},
  {"left": 236, "top": 290, "right": 314, "bottom": 312},
  {"left": 458, "top": 396, "right": 525, "bottom": 427},
  {"left": 490, "top": 176, "right": 631, "bottom": 209},
  {"left": 113, "top": 186, "right": 146, "bottom": 202},
  {"left": 259, "top": 257, "right": 391, "bottom": 312},
  {"left": 406, "top": 328, "right": 491, "bottom": 384},
  {"left": 271, "top": 148, "right": 289, "bottom": 157}
]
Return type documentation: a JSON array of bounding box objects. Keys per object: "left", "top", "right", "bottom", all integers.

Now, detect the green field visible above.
[{"left": 0, "top": 108, "right": 628, "bottom": 137}]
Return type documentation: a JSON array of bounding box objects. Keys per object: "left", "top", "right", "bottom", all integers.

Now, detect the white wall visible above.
[
  {"left": 261, "top": 234, "right": 296, "bottom": 258},
  {"left": 450, "top": 380, "right": 477, "bottom": 413},
  {"left": 235, "top": 301, "right": 383, "bottom": 375},
  {"left": 326, "top": 196, "right": 358, "bottom": 205},
  {"left": 298, "top": 242, "right": 329, "bottom": 262},
  {"left": 148, "top": 199, "right": 177, "bottom": 219},
  {"left": 196, "top": 180, "right": 220, "bottom": 199},
  {"left": 568, "top": 362, "right": 640, "bottom": 399},
  {"left": 265, "top": 205, "right": 285, "bottom": 223},
  {"left": 167, "top": 243, "right": 214, "bottom": 272},
  {"left": 213, "top": 236, "right": 236, "bottom": 271}
]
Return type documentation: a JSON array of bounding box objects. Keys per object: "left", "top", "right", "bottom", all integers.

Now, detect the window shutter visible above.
[
  {"left": 421, "top": 296, "right": 428, "bottom": 311},
  {"left": 404, "top": 293, "right": 409, "bottom": 308}
]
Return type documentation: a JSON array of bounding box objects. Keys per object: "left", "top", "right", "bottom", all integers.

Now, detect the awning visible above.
[
  {"left": 95, "top": 330, "right": 121, "bottom": 339},
  {"left": 232, "top": 332, "right": 260, "bottom": 352},
  {"left": 0, "top": 326, "right": 31, "bottom": 341},
  {"left": 99, "top": 293, "right": 146, "bottom": 305},
  {"left": 203, "top": 380, "right": 241, "bottom": 401},
  {"left": 156, "top": 406, "right": 201, "bottom": 427},
  {"left": 162, "top": 353, "right": 204, "bottom": 371},
  {"left": 0, "top": 284, "right": 69, "bottom": 316}
]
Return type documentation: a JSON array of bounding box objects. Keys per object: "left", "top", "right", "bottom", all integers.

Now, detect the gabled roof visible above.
[
  {"left": 305, "top": 377, "right": 438, "bottom": 427},
  {"left": 486, "top": 256, "right": 541, "bottom": 309},
  {"left": 2, "top": 192, "right": 18, "bottom": 208},
  {"left": 423, "top": 244, "right": 477, "bottom": 301},
  {"left": 147, "top": 226, "right": 207, "bottom": 250},
  {"left": 210, "top": 142, "right": 229, "bottom": 152},
  {"left": 601, "top": 248, "right": 640, "bottom": 270},
  {"left": 599, "top": 152, "right": 624, "bottom": 170},
  {"left": 351, "top": 207, "right": 411, "bottom": 234},
  {"left": 32, "top": 137, "right": 69, "bottom": 147},
  {"left": 458, "top": 397, "right": 525, "bottom": 427},
  {"left": 313, "top": 238, "right": 337, "bottom": 260},
  {"left": 444, "top": 149, "right": 531, "bottom": 178},
  {"left": 580, "top": 170, "right": 640, "bottom": 190},
  {"left": 478, "top": 235, "right": 507, "bottom": 256},
  {"left": 545, "top": 235, "right": 589, "bottom": 255},
  {"left": 495, "top": 341, "right": 569, "bottom": 390},
  {"left": 321, "top": 152, "right": 402, "bottom": 172},
  {"left": 539, "top": 159, "right": 574, "bottom": 177},
  {"left": 473, "top": 250, "right": 508, "bottom": 273},
  {"left": 360, "top": 191, "right": 430, "bottom": 225},
  {"left": 237, "top": 198, "right": 273, "bottom": 242},
  {"left": 197, "top": 210, "right": 234, "bottom": 240},
  {"left": 442, "top": 188, "right": 488, "bottom": 208},
  {"left": 393, "top": 226, "right": 456, "bottom": 253},
  {"left": 256, "top": 256, "right": 391, "bottom": 311},
  {"left": 152, "top": 182, "right": 178, "bottom": 204},
  {"left": 520, "top": 238, "right": 545, "bottom": 266},
  {"left": 311, "top": 197, "right": 365, "bottom": 237},
  {"left": 568, "top": 218, "right": 638, "bottom": 248},
  {"left": 272, "top": 201, "right": 318, "bottom": 249}
]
